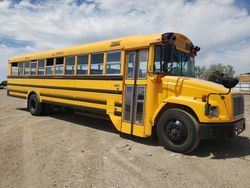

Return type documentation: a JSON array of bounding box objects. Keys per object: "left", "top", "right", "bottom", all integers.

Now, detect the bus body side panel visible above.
[{"left": 7, "top": 77, "right": 123, "bottom": 131}]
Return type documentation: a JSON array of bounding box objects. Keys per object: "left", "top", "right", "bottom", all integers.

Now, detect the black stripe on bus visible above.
[
  {"left": 7, "top": 89, "right": 28, "bottom": 94},
  {"left": 42, "top": 100, "right": 106, "bottom": 114},
  {"left": 7, "top": 93, "right": 26, "bottom": 99},
  {"left": 114, "top": 102, "right": 122, "bottom": 107},
  {"left": 7, "top": 83, "right": 122, "bottom": 94},
  {"left": 114, "top": 111, "right": 122, "bottom": 117},
  {"left": 8, "top": 75, "right": 123, "bottom": 80},
  {"left": 40, "top": 93, "right": 107, "bottom": 105}
]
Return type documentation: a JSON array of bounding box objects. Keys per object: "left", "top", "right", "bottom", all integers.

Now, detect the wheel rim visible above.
[
  {"left": 164, "top": 119, "right": 188, "bottom": 145},
  {"left": 30, "top": 98, "right": 36, "bottom": 110}
]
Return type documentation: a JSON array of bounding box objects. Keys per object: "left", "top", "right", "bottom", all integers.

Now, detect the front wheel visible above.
[{"left": 157, "top": 109, "right": 200, "bottom": 153}]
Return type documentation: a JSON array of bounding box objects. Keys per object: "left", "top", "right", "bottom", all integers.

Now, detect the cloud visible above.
[
  {"left": 0, "top": 0, "right": 250, "bottom": 81},
  {"left": 200, "top": 37, "right": 250, "bottom": 73}
]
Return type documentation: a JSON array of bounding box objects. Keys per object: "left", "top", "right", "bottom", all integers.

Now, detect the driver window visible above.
[
  {"left": 154, "top": 45, "right": 162, "bottom": 73},
  {"left": 154, "top": 44, "right": 172, "bottom": 73}
]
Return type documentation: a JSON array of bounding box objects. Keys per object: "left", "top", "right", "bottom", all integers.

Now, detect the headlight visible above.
[
  {"left": 209, "top": 106, "right": 219, "bottom": 117},
  {"left": 205, "top": 103, "right": 219, "bottom": 117}
]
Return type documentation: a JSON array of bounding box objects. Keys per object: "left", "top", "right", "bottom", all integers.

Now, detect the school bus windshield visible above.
[{"left": 154, "top": 44, "right": 195, "bottom": 77}]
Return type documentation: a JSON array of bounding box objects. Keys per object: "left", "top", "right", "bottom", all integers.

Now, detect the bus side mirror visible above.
[{"left": 222, "top": 77, "right": 239, "bottom": 89}]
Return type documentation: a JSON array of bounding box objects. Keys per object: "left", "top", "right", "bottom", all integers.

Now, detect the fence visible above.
[{"left": 235, "top": 82, "right": 250, "bottom": 93}]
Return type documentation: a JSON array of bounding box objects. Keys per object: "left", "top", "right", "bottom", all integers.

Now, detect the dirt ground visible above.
[{"left": 0, "top": 89, "right": 249, "bottom": 188}]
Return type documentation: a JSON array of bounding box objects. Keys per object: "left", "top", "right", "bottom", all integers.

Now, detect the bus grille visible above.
[{"left": 233, "top": 95, "right": 244, "bottom": 118}]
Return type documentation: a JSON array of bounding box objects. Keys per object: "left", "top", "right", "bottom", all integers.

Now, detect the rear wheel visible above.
[
  {"left": 28, "top": 94, "right": 44, "bottom": 116},
  {"left": 157, "top": 109, "right": 200, "bottom": 153}
]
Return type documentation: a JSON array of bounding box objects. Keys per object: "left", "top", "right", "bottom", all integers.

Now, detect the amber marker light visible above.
[
  {"left": 156, "top": 74, "right": 162, "bottom": 83},
  {"left": 202, "top": 95, "right": 207, "bottom": 102}
]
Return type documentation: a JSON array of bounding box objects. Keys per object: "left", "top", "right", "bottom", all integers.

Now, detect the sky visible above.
[{"left": 0, "top": 0, "right": 250, "bottom": 81}]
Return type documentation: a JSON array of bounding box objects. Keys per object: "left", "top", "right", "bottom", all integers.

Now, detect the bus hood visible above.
[{"left": 161, "top": 76, "right": 231, "bottom": 97}]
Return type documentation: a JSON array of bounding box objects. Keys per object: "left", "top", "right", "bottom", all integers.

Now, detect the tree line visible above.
[{"left": 195, "top": 63, "right": 235, "bottom": 84}]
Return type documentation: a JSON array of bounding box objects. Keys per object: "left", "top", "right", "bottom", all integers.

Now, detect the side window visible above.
[
  {"left": 138, "top": 50, "right": 148, "bottom": 79},
  {"left": 77, "top": 55, "right": 88, "bottom": 75},
  {"left": 11, "top": 63, "right": 18, "bottom": 76},
  {"left": 90, "top": 53, "right": 103, "bottom": 75},
  {"left": 106, "top": 51, "right": 121, "bottom": 75},
  {"left": 24, "top": 61, "right": 30, "bottom": 75},
  {"left": 46, "top": 58, "right": 54, "bottom": 75},
  {"left": 65, "top": 56, "right": 75, "bottom": 75},
  {"left": 55, "top": 57, "right": 64, "bottom": 75},
  {"left": 18, "top": 62, "right": 24, "bottom": 75},
  {"left": 126, "top": 52, "right": 136, "bottom": 79},
  {"left": 30, "top": 61, "right": 37, "bottom": 75},
  {"left": 38, "top": 59, "right": 45, "bottom": 75}
]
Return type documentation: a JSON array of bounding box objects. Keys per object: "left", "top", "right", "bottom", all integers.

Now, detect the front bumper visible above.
[{"left": 199, "top": 118, "right": 246, "bottom": 140}]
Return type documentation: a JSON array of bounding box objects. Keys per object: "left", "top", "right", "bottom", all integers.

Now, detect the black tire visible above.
[
  {"left": 157, "top": 109, "right": 200, "bottom": 153},
  {"left": 28, "top": 94, "right": 44, "bottom": 116}
]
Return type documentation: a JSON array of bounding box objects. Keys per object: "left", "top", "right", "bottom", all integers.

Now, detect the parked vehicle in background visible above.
[
  {"left": 0, "top": 80, "right": 7, "bottom": 89},
  {"left": 7, "top": 32, "right": 245, "bottom": 153}
]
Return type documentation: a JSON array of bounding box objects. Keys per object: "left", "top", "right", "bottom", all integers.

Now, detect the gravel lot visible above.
[{"left": 0, "top": 89, "right": 249, "bottom": 188}]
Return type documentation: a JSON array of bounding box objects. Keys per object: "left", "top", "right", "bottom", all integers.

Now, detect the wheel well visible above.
[
  {"left": 27, "top": 91, "right": 37, "bottom": 100},
  {"left": 154, "top": 103, "right": 200, "bottom": 126}
]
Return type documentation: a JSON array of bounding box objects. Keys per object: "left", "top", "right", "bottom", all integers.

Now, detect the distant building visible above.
[
  {"left": 237, "top": 73, "right": 250, "bottom": 92},
  {"left": 239, "top": 73, "right": 250, "bottom": 82}
]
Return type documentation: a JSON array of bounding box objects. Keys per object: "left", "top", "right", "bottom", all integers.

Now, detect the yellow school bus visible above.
[{"left": 7, "top": 32, "right": 245, "bottom": 153}]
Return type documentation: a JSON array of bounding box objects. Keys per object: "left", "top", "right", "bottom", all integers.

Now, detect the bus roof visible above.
[{"left": 9, "top": 32, "right": 192, "bottom": 63}]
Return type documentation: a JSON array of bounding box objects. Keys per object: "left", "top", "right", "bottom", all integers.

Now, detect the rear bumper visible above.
[{"left": 199, "top": 118, "right": 246, "bottom": 140}]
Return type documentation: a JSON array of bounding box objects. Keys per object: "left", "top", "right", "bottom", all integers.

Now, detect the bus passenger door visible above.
[{"left": 121, "top": 50, "right": 148, "bottom": 137}]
